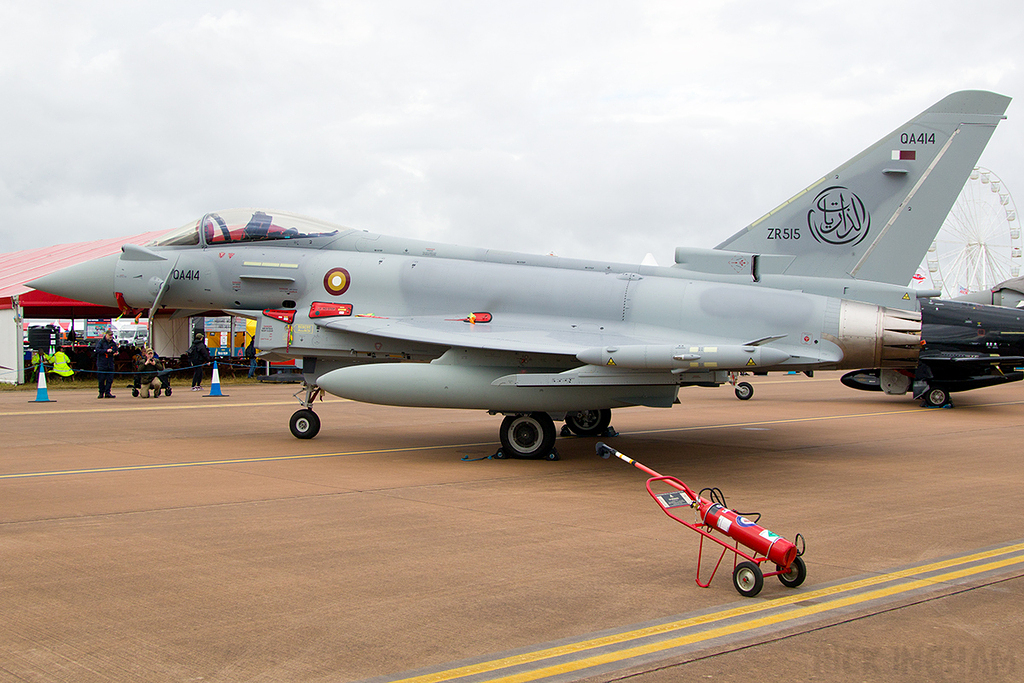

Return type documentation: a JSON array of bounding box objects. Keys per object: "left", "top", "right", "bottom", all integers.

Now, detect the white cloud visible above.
[{"left": 1, "top": 0, "right": 1022, "bottom": 266}]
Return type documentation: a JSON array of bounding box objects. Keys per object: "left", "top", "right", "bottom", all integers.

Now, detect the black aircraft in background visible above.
[{"left": 841, "top": 298, "right": 1024, "bottom": 407}]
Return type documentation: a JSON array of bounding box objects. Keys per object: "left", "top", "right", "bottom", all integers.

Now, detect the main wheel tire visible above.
[
  {"left": 776, "top": 556, "right": 807, "bottom": 588},
  {"left": 733, "top": 561, "right": 764, "bottom": 597},
  {"left": 499, "top": 412, "right": 556, "bottom": 458},
  {"left": 734, "top": 382, "right": 754, "bottom": 400},
  {"left": 289, "top": 409, "right": 321, "bottom": 439},
  {"left": 564, "top": 409, "right": 612, "bottom": 437},
  {"left": 923, "top": 386, "right": 949, "bottom": 407}
]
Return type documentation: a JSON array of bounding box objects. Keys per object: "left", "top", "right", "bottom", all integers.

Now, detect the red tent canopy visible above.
[{"left": 0, "top": 230, "right": 168, "bottom": 317}]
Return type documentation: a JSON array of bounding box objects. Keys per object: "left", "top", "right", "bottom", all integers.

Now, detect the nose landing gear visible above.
[{"left": 289, "top": 382, "right": 323, "bottom": 439}]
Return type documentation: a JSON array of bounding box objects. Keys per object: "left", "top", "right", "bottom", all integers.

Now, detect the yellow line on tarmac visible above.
[
  {"left": 5, "top": 398, "right": 1024, "bottom": 480},
  {"left": 0, "top": 441, "right": 498, "bottom": 480},
  {"left": 386, "top": 543, "right": 1024, "bottom": 683},
  {"left": 0, "top": 398, "right": 348, "bottom": 418}
]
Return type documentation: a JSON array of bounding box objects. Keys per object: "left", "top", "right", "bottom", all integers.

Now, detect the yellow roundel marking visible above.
[{"left": 323, "top": 267, "right": 351, "bottom": 296}]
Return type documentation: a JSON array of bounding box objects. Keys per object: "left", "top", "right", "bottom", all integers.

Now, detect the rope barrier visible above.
[{"left": 27, "top": 360, "right": 262, "bottom": 377}]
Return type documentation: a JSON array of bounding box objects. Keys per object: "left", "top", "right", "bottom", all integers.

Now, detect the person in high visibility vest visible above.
[
  {"left": 29, "top": 349, "right": 42, "bottom": 381},
  {"left": 46, "top": 347, "right": 74, "bottom": 378}
]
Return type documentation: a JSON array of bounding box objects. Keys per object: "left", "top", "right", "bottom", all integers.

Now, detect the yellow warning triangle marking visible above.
[
  {"left": 607, "top": 358, "right": 616, "bottom": 366},
  {"left": 746, "top": 358, "right": 756, "bottom": 366},
  {"left": 903, "top": 293, "right": 911, "bottom": 300}
]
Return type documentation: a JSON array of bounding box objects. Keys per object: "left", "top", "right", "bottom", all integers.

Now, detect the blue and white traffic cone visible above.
[
  {"left": 205, "top": 361, "right": 228, "bottom": 397},
  {"left": 29, "top": 365, "right": 55, "bottom": 403}
]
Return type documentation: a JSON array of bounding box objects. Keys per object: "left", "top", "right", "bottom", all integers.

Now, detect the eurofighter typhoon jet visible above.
[{"left": 30, "top": 91, "right": 1010, "bottom": 458}]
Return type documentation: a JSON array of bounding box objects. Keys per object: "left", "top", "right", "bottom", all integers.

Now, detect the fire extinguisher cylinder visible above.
[{"left": 598, "top": 442, "right": 799, "bottom": 568}]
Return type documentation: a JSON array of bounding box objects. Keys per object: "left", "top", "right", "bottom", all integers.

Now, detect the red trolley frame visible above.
[{"left": 599, "top": 443, "right": 806, "bottom": 597}]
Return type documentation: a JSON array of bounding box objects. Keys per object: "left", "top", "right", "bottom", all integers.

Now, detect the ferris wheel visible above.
[{"left": 918, "top": 167, "right": 1020, "bottom": 298}]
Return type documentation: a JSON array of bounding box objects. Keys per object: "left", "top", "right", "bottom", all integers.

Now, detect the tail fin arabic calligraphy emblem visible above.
[{"left": 807, "top": 186, "right": 870, "bottom": 246}]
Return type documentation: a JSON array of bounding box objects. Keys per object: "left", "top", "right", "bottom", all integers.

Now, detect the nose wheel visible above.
[
  {"left": 289, "top": 409, "right": 321, "bottom": 439},
  {"left": 734, "top": 382, "right": 754, "bottom": 400}
]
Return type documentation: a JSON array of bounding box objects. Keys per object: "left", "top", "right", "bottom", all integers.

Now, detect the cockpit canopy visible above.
[{"left": 148, "top": 209, "right": 344, "bottom": 247}]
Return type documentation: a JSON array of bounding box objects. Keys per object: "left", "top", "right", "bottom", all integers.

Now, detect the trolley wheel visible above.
[
  {"left": 733, "top": 561, "right": 764, "bottom": 597},
  {"left": 923, "top": 385, "right": 950, "bottom": 407},
  {"left": 564, "top": 409, "right": 612, "bottom": 437},
  {"left": 499, "top": 412, "right": 556, "bottom": 458},
  {"left": 776, "top": 556, "right": 807, "bottom": 588},
  {"left": 734, "top": 382, "right": 754, "bottom": 400},
  {"left": 289, "top": 409, "right": 321, "bottom": 440}
]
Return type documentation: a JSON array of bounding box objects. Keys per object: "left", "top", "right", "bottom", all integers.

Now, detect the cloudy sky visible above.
[{"left": 2, "top": 1, "right": 1022, "bottom": 265}]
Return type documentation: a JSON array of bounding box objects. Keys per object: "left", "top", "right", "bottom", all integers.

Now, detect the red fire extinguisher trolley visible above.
[{"left": 597, "top": 443, "right": 806, "bottom": 597}]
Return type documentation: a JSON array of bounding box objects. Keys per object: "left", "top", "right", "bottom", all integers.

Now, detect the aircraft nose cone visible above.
[{"left": 28, "top": 253, "right": 121, "bottom": 307}]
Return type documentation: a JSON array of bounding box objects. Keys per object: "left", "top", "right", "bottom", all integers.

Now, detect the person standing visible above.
[
  {"left": 245, "top": 336, "right": 258, "bottom": 378},
  {"left": 187, "top": 332, "right": 212, "bottom": 391},
  {"left": 94, "top": 329, "right": 118, "bottom": 398}
]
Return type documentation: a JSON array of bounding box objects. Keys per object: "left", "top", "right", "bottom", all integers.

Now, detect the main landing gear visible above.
[
  {"left": 562, "top": 409, "right": 612, "bottom": 437},
  {"left": 495, "top": 409, "right": 616, "bottom": 460},
  {"left": 289, "top": 383, "right": 323, "bottom": 439},
  {"left": 920, "top": 384, "right": 952, "bottom": 408},
  {"left": 285, "top": 382, "right": 617, "bottom": 462},
  {"left": 496, "top": 412, "right": 559, "bottom": 460}
]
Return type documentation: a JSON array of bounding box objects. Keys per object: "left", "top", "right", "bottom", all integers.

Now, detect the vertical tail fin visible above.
[{"left": 714, "top": 91, "right": 1011, "bottom": 286}]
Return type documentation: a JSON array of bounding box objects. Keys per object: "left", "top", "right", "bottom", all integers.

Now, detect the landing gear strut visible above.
[{"left": 289, "top": 382, "right": 323, "bottom": 439}]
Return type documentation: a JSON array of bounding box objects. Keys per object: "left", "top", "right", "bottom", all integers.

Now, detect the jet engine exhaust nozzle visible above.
[{"left": 830, "top": 301, "right": 922, "bottom": 369}]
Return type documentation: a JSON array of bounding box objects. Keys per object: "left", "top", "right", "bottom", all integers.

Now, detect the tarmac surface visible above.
[{"left": 2, "top": 373, "right": 1023, "bottom": 682}]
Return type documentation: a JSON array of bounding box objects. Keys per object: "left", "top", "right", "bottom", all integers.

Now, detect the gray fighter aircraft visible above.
[{"left": 29, "top": 90, "right": 1010, "bottom": 458}]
